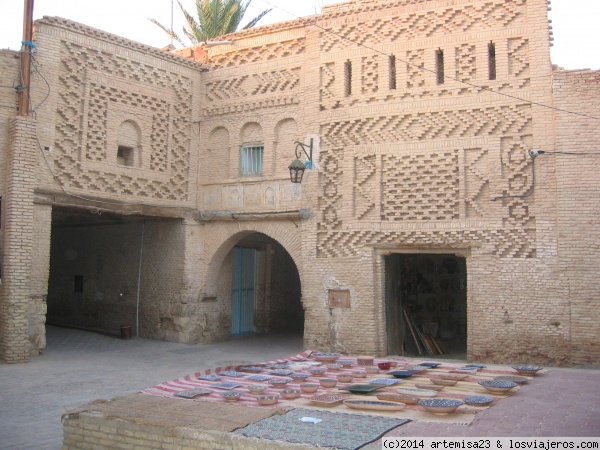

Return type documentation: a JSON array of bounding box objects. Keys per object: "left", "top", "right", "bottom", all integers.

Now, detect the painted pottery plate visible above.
[
  {"left": 343, "top": 399, "right": 407, "bottom": 411},
  {"left": 289, "top": 373, "right": 310, "bottom": 380},
  {"left": 338, "top": 384, "right": 383, "bottom": 394},
  {"left": 309, "top": 394, "right": 351, "bottom": 406},
  {"left": 463, "top": 395, "right": 494, "bottom": 406},
  {"left": 376, "top": 393, "right": 410, "bottom": 403},
  {"left": 494, "top": 375, "right": 529, "bottom": 384},
  {"left": 270, "top": 369, "right": 294, "bottom": 376},
  {"left": 405, "top": 366, "right": 427, "bottom": 372},
  {"left": 174, "top": 388, "right": 213, "bottom": 399},
  {"left": 369, "top": 378, "right": 399, "bottom": 386},
  {"left": 389, "top": 371, "right": 414, "bottom": 379},
  {"left": 419, "top": 362, "right": 440, "bottom": 368},
  {"left": 219, "top": 391, "right": 244, "bottom": 401},
  {"left": 212, "top": 381, "right": 242, "bottom": 390},
  {"left": 466, "top": 364, "right": 486, "bottom": 369},
  {"left": 478, "top": 380, "right": 517, "bottom": 389},
  {"left": 397, "top": 387, "right": 438, "bottom": 397},
  {"left": 270, "top": 364, "right": 290, "bottom": 369},
  {"left": 418, "top": 398, "right": 463, "bottom": 408},
  {"left": 313, "top": 353, "right": 341, "bottom": 362},
  {"left": 246, "top": 374, "right": 272, "bottom": 382},
  {"left": 198, "top": 374, "right": 221, "bottom": 381},
  {"left": 239, "top": 366, "right": 264, "bottom": 373},
  {"left": 511, "top": 364, "right": 543, "bottom": 374},
  {"left": 221, "top": 371, "right": 245, "bottom": 377}
]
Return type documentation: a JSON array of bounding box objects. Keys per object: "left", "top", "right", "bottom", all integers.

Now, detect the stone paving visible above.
[{"left": 0, "top": 326, "right": 599, "bottom": 450}]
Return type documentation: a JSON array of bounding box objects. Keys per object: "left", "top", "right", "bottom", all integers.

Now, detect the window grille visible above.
[{"left": 240, "top": 145, "right": 264, "bottom": 176}]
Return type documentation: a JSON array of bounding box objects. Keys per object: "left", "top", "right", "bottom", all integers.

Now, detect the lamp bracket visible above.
[{"left": 294, "top": 138, "right": 313, "bottom": 163}]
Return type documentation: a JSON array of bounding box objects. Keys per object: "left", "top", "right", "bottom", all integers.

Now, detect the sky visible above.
[{"left": 0, "top": 0, "right": 598, "bottom": 70}]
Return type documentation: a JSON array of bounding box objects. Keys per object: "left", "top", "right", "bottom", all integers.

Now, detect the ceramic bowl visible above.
[
  {"left": 511, "top": 364, "right": 543, "bottom": 375},
  {"left": 463, "top": 395, "right": 493, "bottom": 406},
  {"left": 269, "top": 377, "right": 293, "bottom": 388},
  {"left": 441, "top": 373, "right": 469, "bottom": 381},
  {"left": 419, "top": 362, "right": 441, "bottom": 368},
  {"left": 388, "top": 393, "right": 420, "bottom": 404},
  {"left": 430, "top": 378, "right": 458, "bottom": 386},
  {"left": 308, "top": 367, "right": 327, "bottom": 376},
  {"left": 338, "top": 359, "right": 353, "bottom": 367},
  {"left": 375, "top": 393, "right": 409, "bottom": 404},
  {"left": 353, "top": 370, "right": 367, "bottom": 378},
  {"left": 377, "top": 362, "right": 392, "bottom": 370},
  {"left": 280, "top": 389, "right": 302, "bottom": 399},
  {"left": 219, "top": 391, "right": 244, "bottom": 402},
  {"left": 365, "top": 366, "right": 380, "bottom": 374},
  {"left": 289, "top": 373, "right": 310, "bottom": 382},
  {"left": 313, "top": 353, "right": 341, "bottom": 362},
  {"left": 494, "top": 375, "right": 529, "bottom": 385},
  {"left": 357, "top": 356, "right": 374, "bottom": 366},
  {"left": 319, "top": 378, "right": 337, "bottom": 388},
  {"left": 337, "top": 374, "right": 353, "bottom": 383},
  {"left": 418, "top": 398, "right": 464, "bottom": 415},
  {"left": 415, "top": 383, "right": 445, "bottom": 391},
  {"left": 389, "top": 370, "right": 414, "bottom": 379},
  {"left": 257, "top": 395, "right": 279, "bottom": 406},
  {"left": 389, "top": 361, "right": 398, "bottom": 367},
  {"left": 246, "top": 384, "right": 268, "bottom": 394},
  {"left": 300, "top": 383, "right": 319, "bottom": 393},
  {"left": 478, "top": 380, "right": 518, "bottom": 393},
  {"left": 326, "top": 364, "right": 342, "bottom": 371}
]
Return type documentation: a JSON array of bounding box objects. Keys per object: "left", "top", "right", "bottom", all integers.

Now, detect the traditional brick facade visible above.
[{"left": 0, "top": 0, "right": 598, "bottom": 365}]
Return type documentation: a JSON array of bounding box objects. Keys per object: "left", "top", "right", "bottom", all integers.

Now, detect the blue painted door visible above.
[{"left": 231, "top": 247, "right": 256, "bottom": 335}]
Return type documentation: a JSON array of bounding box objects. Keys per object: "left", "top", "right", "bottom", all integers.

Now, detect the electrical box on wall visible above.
[{"left": 328, "top": 289, "right": 351, "bottom": 308}]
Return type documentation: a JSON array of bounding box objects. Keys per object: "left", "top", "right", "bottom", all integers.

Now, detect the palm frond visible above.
[{"left": 148, "top": 17, "right": 187, "bottom": 47}]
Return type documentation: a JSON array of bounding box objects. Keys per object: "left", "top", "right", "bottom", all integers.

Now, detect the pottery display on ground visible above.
[{"left": 257, "top": 395, "right": 279, "bottom": 405}]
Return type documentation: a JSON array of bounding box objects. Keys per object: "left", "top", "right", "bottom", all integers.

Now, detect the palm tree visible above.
[{"left": 150, "top": 0, "right": 272, "bottom": 47}]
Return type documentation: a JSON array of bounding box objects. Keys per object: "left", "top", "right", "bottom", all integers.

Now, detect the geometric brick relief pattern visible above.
[
  {"left": 455, "top": 43, "right": 477, "bottom": 82},
  {"left": 381, "top": 151, "right": 460, "bottom": 221},
  {"left": 208, "top": 38, "right": 306, "bottom": 69},
  {"left": 464, "top": 148, "right": 491, "bottom": 218},
  {"left": 54, "top": 41, "right": 191, "bottom": 201},
  {"left": 205, "top": 68, "right": 300, "bottom": 102},
  {"left": 320, "top": 62, "right": 338, "bottom": 109},
  {"left": 353, "top": 154, "right": 378, "bottom": 220},
  {"left": 318, "top": 150, "right": 344, "bottom": 230},
  {"left": 406, "top": 50, "right": 425, "bottom": 90},
  {"left": 320, "top": 104, "right": 532, "bottom": 148},
  {"left": 361, "top": 55, "right": 379, "bottom": 95},
  {"left": 508, "top": 37, "right": 530, "bottom": 78},
  {"left": 320, "top": 0, "right": 526, "bottom": 52}
]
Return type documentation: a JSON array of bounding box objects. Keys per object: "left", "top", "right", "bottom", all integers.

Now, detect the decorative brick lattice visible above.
[
  {"left": 353, "top": 154, "right": 377, "bottom": 220},
  {"left": 54, "top": 41, "right": 191, "bottom": 200},
  {"left": 320, "top": 0, "right": 526, "bottom": 52},
  {"left": 381, "top": 151, "right": 460, "bottom": 221},
  {"left": 320, "top": 62, "right": 337, "bottom": 108},
  {"left": 455, "top": 43, "right": 477, "bottom": 82},
  {"left": 361, "top": 55, "right": 379, "bottom": 95},
  {"left": 406, "top": 50, "right": 426, "bottom": 90},
  {"left": 205, "top": 68, "right": 300, "bottom": 102},
  {"left": 318, "top": 105, "right": 536, "bottom": 258},
  {"left": 320, "top": 105, "right": 532, "bottom": 147},
  {"left": 318, "top": 151, "right": 344, "bottom": 230},
  {"left": 464, "top": 148, "right": 491, "bottom": 218},
  {"left": 508, "top": 37, "right": 530, "bottom": 78},
  {"left": 208, "top": 38, "right": 306, "bottom": 70}
]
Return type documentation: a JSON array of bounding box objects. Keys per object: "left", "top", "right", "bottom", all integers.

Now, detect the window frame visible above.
[{"left": 239, "top": 144, "right": 264, "bottom": 177}]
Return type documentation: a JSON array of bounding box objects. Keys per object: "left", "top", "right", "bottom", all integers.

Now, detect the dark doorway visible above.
[{"left": 385, "top": 253, "right": 467, "bottom": 357}]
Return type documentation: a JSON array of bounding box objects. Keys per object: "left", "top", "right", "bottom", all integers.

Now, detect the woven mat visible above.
[
  {"left": 143, "top": 354, "right": 535, "bottom": 425},
  {"left": 68, "top": 392, "right": 285, "bottom": 432},
  {"left": 233, "top": 407, "right": 410, "bottom": 450}
]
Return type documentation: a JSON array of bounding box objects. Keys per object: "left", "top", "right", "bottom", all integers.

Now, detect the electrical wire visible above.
[
  {"left": 259, "top": 0, "right": 600, "bottom": 121},
  {"left": 537, "top": 150, "right": 600, "bottom": 156},
  {"left": 30, "top": 55, "right": 51, "bottom": 113}
]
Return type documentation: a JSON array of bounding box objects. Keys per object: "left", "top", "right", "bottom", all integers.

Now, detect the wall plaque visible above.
[{"left": 328, "top": 290, "right": 351, "bottom": 308}]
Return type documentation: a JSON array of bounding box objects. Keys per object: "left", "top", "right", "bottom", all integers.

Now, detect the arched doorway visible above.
[{"left": 214, "top": 232, "right": 304, "bottom": 337}]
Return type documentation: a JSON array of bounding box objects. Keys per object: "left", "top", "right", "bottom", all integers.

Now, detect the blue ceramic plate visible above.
[
  {"left": 464, "top": 395, "right": 493, "bottom": 406},
  {"left": 212, "top": 381, "right": 242, "bottom": 390},
  {"left": 338, "top": 384, "right": 383, "bottom": 394},
  {"left": 466, "top": 364, "right": 486, "bottom": 369},
  {"left": 221, "top": 371, "right": 245, "bottom": 377},
  {"left": 369, "top": 378, "right": 399, "bottom": 386},
  {"left": 270, "top": 369, "right": 293, "bottom": 376},
  {"left": 174, "top": 388, "right": 213, "bottom": 398},
  {"left": 246, "top": 374, "right": 272, "bottom": 382},
  {"left": 198, "top": 374, "right": 221, "bottom": 381},
  {"left": 389, "top": 371, "right": 414, "bottom": 378},
  {"left": 478, "top": 380, "right": 518, "bottom": 389},
  {"left": 418, "top": 398, "right": 463, "bottom": 408},
  {"left": 419, "top": 362, "right": 440, "bottom": 368}
]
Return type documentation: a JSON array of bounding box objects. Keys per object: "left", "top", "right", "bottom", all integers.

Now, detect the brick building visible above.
[{"left": 0, "top": 0, "right": 598, "bottom": 365}]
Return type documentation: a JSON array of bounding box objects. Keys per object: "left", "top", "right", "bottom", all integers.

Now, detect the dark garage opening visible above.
[{"left": 385, "top": 253, "right": 467, "bottom": 358}]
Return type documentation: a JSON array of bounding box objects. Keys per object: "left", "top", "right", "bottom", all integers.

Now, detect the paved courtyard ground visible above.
[{"left": 0, "top": 325, "right": 598, "bottom": 449}]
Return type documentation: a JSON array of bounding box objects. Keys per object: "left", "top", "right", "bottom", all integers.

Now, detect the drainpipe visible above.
[{"left": 135, "top": 220, "right": 145, "bottom": 336}]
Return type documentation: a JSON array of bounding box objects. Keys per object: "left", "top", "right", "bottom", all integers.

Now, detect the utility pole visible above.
[{"left": 18, "top": 0, "right": 35, "bottom": 116}]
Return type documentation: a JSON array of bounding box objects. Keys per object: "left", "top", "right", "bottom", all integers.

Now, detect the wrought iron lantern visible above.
[{"left": 288, "top": 138, "right": 313, "bottom": 184}]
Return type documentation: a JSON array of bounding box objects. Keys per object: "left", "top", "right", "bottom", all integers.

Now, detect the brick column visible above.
[{"left": 0, "top": 116, "right": 37, "bottom": 363}]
